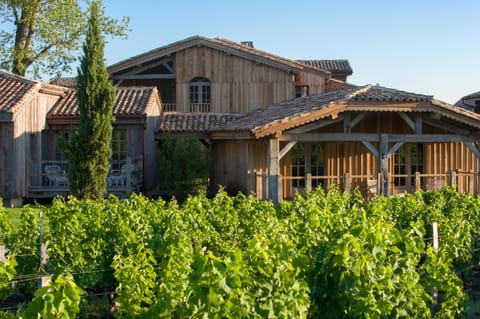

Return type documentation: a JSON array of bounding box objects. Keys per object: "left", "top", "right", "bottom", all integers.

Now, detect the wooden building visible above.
[
  {"left": 107, "top": 35, "right": 343, "bottom": 113},
  {"left": 6, "top": 35, "right": 479, "bottom": 205},
  {"left": 0, "top": 70, "right": 161, "bottom": 205},
  {"left": 210, "top": 85, "right": 480, "bottom": 202},
  {"left": 0, "top": 71, "right": 67, "bottom": 206}
]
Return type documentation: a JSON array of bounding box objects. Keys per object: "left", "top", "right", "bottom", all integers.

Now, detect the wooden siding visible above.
[
  {"left": 175, "top": 46, "right": 296, "bottom": 113},
  {"left": 143, "top": 99, "right": 161, "bottom": 195},
  {"left": 10, "top": 93, "right": 59, "bottom": 199},
  {"left": 295, "top": 70, "right": 326, "bottom": 95}
]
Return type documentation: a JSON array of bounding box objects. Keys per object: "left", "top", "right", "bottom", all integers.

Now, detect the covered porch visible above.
[{"left": 214, "top": 85, "right": 480, "bottom": 204}]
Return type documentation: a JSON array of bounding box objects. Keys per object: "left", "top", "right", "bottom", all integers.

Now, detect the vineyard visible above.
[{"left": 1, "top": 186, "right": 480, "bottom": 318}]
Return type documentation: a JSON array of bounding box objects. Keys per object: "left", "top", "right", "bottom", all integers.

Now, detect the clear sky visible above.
[{"left": 99, "top": 0, "right": 479, "bottom": 104}]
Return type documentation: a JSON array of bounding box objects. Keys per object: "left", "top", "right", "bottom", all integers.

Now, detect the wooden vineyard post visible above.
[
  {"left": 432, "top": 222, "right": 439, "bottom": 311},
  {"left": 37, "top": 211, "right": 50, "bottom": 288}
]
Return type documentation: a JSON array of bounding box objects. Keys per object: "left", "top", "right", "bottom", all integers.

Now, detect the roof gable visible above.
[
  {"left": 108, "top": 35, "right": 330, "bottom": 76},
  {"left": 0, "top": 70, "right": 40, "bottom": 115}
]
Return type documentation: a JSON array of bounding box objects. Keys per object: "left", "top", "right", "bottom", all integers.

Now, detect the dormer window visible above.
[{"left": 190, "top": 77, "right": 211, "bottom": 112}]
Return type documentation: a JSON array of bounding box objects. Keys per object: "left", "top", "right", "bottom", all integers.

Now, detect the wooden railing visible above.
[
  {"left": 255, "top": 171, "right": 480, "bottom": 201},
  {"left": 27, "top": 156, "right": 144, "bottom": 198},
  {"left": 162, "top": 103, "right": 176, "bottom": 112},
  {"left": 189, "top": 103, "right": 211, "bottom": 112}
]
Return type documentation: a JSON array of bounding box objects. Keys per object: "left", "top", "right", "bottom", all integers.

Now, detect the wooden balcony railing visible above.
[
  {"left": 189, "top": 103, "right": 211, "bottom": 112},
  {"left": 254, "top": 170, "right": 480, "bottom": 201},
  {"left": 162, "top": 103, "right": 176, "bottom": 112},
  {"left": 27, "top": 156, "right": 144, "bottom": 198}
]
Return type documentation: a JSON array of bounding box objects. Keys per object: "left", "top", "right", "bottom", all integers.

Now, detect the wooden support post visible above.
[
  {"left": 379, "top": 134, "right": 389, "bottom": 196},
  {"left": 469, "top": 170, "right": 475, "bottom": 195},
  {"left": 262, "top": 173, "right": 267, "bottom": 201},
  {"left": 278, "top": 175, "right": 283, "bottom": 203},
  {"left": 450, "top": 170, "right": 457, "bottom": 189},
  {"left": 415, "top": 172, "right": 421, "bottom": 191},
  {"left": 306, "top": 173, "right": 312, "bottom": 192},
  {"left": 38, "top": 211, "right": 50, "bottom": 288},
  {"left": 344, "top": 172, "right": 351, "bottom": 192},
  {"left": 414, "top": 114, "right": 423, "bottom": 135},
  {"left": 268, "top": 138, "right": 280, "bottom": 204},
  {"left": 377, "top": 172, "right": 382, "bottom": 195},
  {"left": 432, "top": 222, "right": 439, "bottom": 310},
  {"left": 256, "top": 172, "right": 262, "bottom": 200}
]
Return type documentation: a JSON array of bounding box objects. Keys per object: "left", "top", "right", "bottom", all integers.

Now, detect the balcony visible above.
[
  {"left": 27, "top": 156, "right": 143, "bottom": 198},
  {"left": 189, "top": 103, "right": 211, "bottom": 112}
]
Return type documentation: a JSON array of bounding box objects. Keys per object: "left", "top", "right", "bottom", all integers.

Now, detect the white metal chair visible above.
[
  {"left": 44, "top": 165, "right": 69, "bottom": 187},
  {"left": 107, "top": 165, "right": 127, "bottom": 186}
]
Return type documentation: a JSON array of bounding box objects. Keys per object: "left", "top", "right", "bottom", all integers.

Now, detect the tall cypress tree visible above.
[{"left": 63, "top": 0, "right": 115, "bottom": 200}]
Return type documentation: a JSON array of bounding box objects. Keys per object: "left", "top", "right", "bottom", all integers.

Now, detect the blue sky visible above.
[{"left": 99, "top": 0, "right": 479, "bottom": 104}]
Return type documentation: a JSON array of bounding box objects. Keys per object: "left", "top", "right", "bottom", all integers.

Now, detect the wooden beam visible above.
[
  {"left": 379, "top": 134, "right": 389, "bottom": 196},
  {"left": 268, "top": 138, "right": 281, "bottom": 204},
  {"left": 387, "top": 142, "right": 404, "bottom": 156},
  {"left": 343, "top": 113, "right": 351, "bottom": 133},
  {"left": 112, "top": 74, "right": 176, "bottom": 80},
  {"left": 287, "top": 116, "right": 344, "bottom": 134},
  {"left": 350, "top": 112, "right": 366, "bottom": 130},
  {"left": 279, "top": 141, "right": 297, "bottom": 160},
  {"left": 280, "top": 133, "right": 476, "bottom": 143},
  {"left": 362, "top": 141, "right": 379, "bottom": 159},
  {"left": 399, "top": 112, "right": 415, "bottom": 131},
  {"left": 423, "top": 117, "right": 471, "bottom": 136},
  {"left": 414, "top": 114, "right": 422, "bottom": 135},
  {"left": 464, "top": 142, "right": 480, "bottom": 159},
  {"left": 118, "top": 56, "right": 175, "bottom": 76}
]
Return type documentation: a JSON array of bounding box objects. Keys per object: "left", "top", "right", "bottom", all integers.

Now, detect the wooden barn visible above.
[{"left": 210, "top": 85, "right": 480, "bottom": 203}]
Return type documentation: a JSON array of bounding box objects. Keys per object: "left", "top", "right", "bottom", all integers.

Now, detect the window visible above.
[
  {"left": 310, "top": 144, "right": 324, "bottom": 188},
  {"left": 111, "top": 129, "right": 127, "bottom": 171},
  {"left": 295, "top": 85, "right": 309, "bottom": 98},
  {"left": 291, "top": 143, "right": 324, "bottom": 189},
  {"left": 393, "top": 143, "right": 423, "bottom": 188},
  {"left": 189, "top": 77, "right": 210, "bottom": 112}
]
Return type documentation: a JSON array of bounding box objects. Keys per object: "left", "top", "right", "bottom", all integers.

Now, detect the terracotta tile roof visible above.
[
  {"left": 158, "top": 112, "right": 245, "bottom": 133},
  {"left": 48, "top": 86, "right": 158, "bottom": 117},
  {"left": 347, "top": 85, "right": 432, "bottom": 102},
  {"left": 0, "top": 70, "right": 40, "bottom": 114},
  {"left": 108, "top": 35, "right": 330, "bottom": 76},
  {"left": 298, "top": 60, "right": 353, "bottom": 75},
  {"left": 218, "top": 85, "right": 480, "bottom": 137},
  {"left": 219, "top": 88, "right": 357, "bottom": 133}
]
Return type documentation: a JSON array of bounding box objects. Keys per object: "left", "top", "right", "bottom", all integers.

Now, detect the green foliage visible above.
[
  {"left": 0, "top": 199, "right": 12, "bottom": 243},
  {"left": 3, "top": 188, "right": 479, "bottom": 317},
  {"left": 0, "top": 0, "right": 129, "bottom": 78},
  {"left": 22, "top": 274, "right": 84, "bottom": 319},
  {"left": 4, "top": 208, "right": 41, "bottom": 295},
  {"left": 59, "top": 0, "right": 115, "bottom": 200},
  {"left": 158, "top": 137, "right": 212, "bottom": 201}
]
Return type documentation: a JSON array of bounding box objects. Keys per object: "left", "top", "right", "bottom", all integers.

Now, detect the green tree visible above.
[
  {"left": 0, "top": 0, "right": 129, "bottom": 78},
  {"left": 158, "top": 137, "right": 212, "bottom": 201},
  {"left": 59, "top": 0, "right": 115, "bottom": 200}
]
